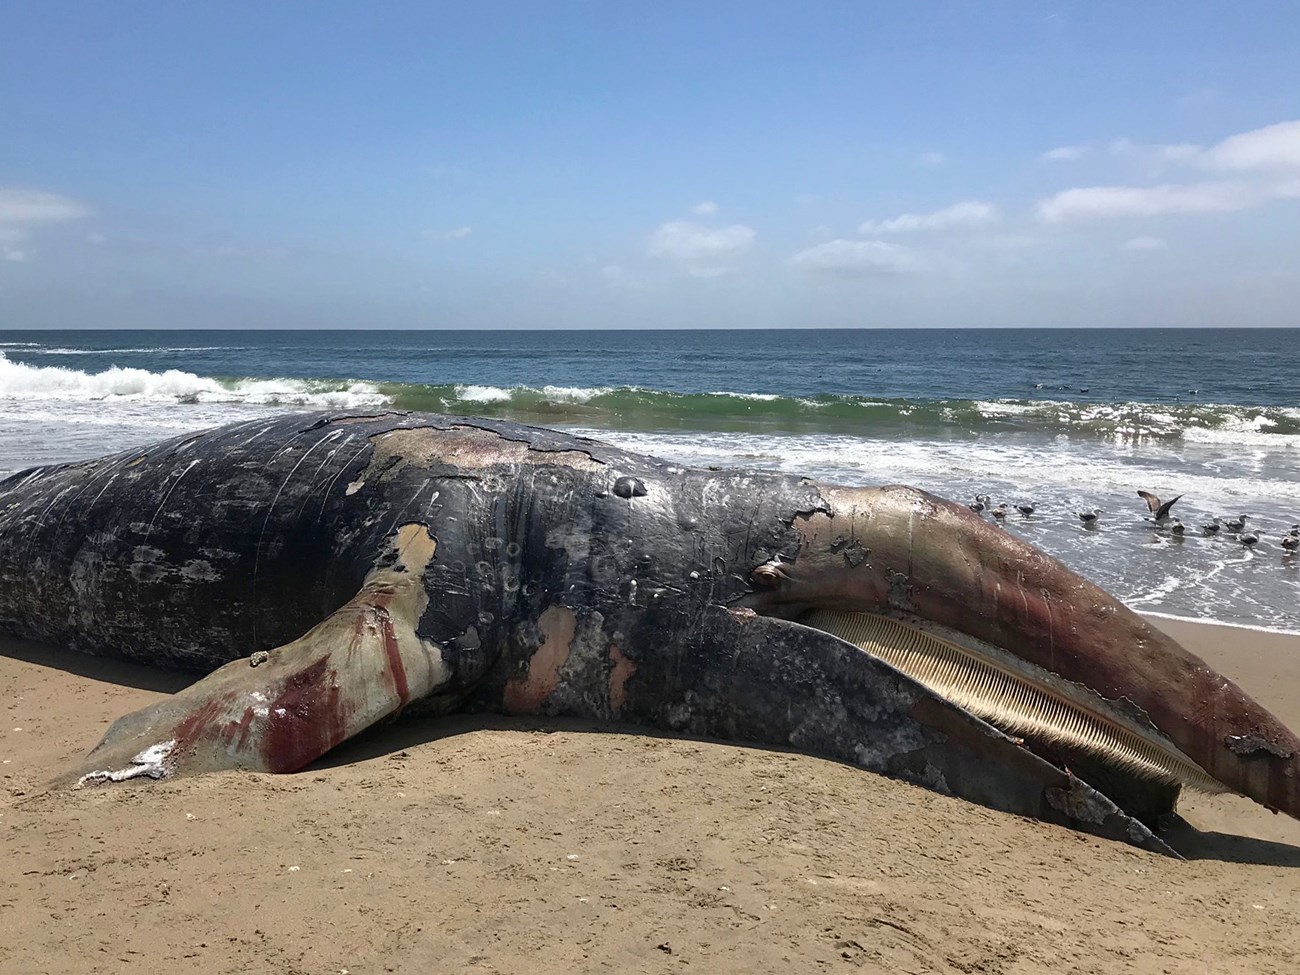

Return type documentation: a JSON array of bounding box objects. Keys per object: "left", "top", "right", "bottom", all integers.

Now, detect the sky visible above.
[{"left": 1, "top": 1, "right": 1299, "bottom": 329}]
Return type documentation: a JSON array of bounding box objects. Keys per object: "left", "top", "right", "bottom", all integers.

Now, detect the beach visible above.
[{"left": 3, "top": 615, "right": 1299, "bottom": 975}]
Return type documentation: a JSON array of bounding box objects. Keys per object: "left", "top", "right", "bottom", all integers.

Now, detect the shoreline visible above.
[{"left": 1143, "top": 609, "right": 1300, "bottom": 638}]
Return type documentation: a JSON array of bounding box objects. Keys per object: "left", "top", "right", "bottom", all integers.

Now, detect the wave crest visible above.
[
  {"left": 0, "top": 352, "right": 389, "bottom": 409},
  {"left": 3, "top": 352, "right": 1298, "bottom": 444}
]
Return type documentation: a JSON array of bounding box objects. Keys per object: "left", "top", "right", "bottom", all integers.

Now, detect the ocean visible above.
[{"left": 1, "top": 328, "right": 1297, "bottom": 631}]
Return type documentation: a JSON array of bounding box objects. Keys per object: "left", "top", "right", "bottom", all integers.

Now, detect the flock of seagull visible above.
[{"left": 967, "top": 491, "right": 1300, "bottom": 552}]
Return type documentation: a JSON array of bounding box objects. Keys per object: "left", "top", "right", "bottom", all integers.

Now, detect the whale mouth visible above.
[{"left": 800, "top": 608, "right": 1226, "bottom": 796}]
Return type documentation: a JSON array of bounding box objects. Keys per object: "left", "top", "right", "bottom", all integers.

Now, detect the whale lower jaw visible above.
[{"left": 802, "top": 609, "right": 1226, "bottom": 797}]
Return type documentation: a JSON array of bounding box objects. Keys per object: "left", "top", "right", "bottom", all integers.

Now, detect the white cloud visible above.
[
  {"left": 788, "top": 239, "right": 923, "bottom": 277},
  {"left": 1037, "top": 181, "right": 1269, "bottom": 221},
  {"left": 442, "top": 226, "right": 472, "bottom": 240},
  {"left": 1108, "top": 139, "right": 1202, "bottom": 164},
  {"left": 647, "top": 220, "right": 754, "bottom": 277},
  {"left": 1103, "top": 121, "right": 1300, "bottom": 172},
  {"left": 0, "top": 187, "right": 89, "bottom": 225},
  {"left": 859, "top": 200, "right": 999, "bottom": 234},
  {"left": 1202, "top": 120, "right": 1300, "bottom": 171},
  {"left": 1123, "top": 236, "right": 1167, "bottom": 251},
  {"left": 689, "top": 201, "right": 718, "bottom": 216},
  {"left": 1038, "top": 121, "right": 1300, "bottom": 224},
  {"left": 1043, "top": 145, "right": 1087, "bottom": 161},
  {"left": 0, "top": 187, "right": 89, "bottom": 262},
  {"left": 917, "top": 151, "right": 946, "bottom": 166}
]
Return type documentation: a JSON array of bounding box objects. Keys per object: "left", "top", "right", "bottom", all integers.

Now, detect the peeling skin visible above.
[
  {"left": 608, "top": 645, "right": 636, "bottom": 713},
  {"left": 503, "top": 606, "right": 577, "bottom": 714},
  {"left": 364, "top": 425, "right": 603, "bottom": 483}
]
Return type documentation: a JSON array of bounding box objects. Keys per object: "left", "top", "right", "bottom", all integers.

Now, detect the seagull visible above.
[
  {"left": 1226, "top": 514, "right": 1250, "bottom": 533},
  {"left": 1240, "top": 529, "right": 1262, "bottom": 547},
  {"left": 1016, "top": 503, "right": 1035, "bottom": 518},
  {"left": 968, "top": 494, "right": 990, "bottom": 513},
  {"left": 990, "top": 503, "right": 1009, "bottom": 520},
  {"left": 1282, "top": 534, "right": 1299, "bottom": 552},
  {"left": 1078, "top": 508, "right": 1101, "bottom": 525},
  {"left": 1287, "top": 524, "right": 1300, "bottom": 537},
  {"left": 1137, "top": 490, "right": 1183, "bottom": 524},
  {"left": 1169, "top": 518, "right": 1186, "bottom": 535},
  {"left": 1201, "top": 518, "right": 1221, "bottom": 536}
]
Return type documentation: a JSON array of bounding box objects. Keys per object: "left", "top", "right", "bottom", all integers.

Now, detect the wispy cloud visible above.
[
  {"left": 1037, "top": 181, "right": 1265, "bottom": 221},
  {"left": 1043, "top": 145, "right": 1087, "bottom": 161},
  {"left": 1037, "top": 121, "right": 1300, "bottom": 222},
  {"left": 442, "top": 226, "right": 473, "bottom": 240},
  {"left": 917, "top": 151, "right": 946, "bottom": 166},
  {"left": 0, "top": 187, "right": 90, "bottom": 261},
  {"left": 859, "top": 201, "right": 999, "bottom": 234},
  {"left": 1201, "top": 119, "right": 1300, "bottom": 171},
  {"left": 1123, "top": 236, "right": 1167, "bottom": 251},
  {"left": 647, "top": 220, "right": 754, "bottom": 277},
  {"left": 689, "top": 201, "right": 718, "bottom": 216},
  {"left": 0, "top": 188, "right": 89, "bottom": 224},
  {"left": 1108, "top": 138, "right": 1202, "bottom": 164},
  {"left": 788, "top": 239, "right": 923, "bottom": 277}
]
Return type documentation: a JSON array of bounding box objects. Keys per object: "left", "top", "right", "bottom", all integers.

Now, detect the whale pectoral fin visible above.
[{"left": 64, "top": 577, "right": 450, "bottom": 785}]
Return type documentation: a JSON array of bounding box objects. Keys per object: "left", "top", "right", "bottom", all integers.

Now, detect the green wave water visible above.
[{"left": 289, "top": 379, "right": 1300, "bottom": 442}]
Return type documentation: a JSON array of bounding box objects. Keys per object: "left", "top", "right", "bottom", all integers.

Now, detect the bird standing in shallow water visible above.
[
  {"left": 1227, "top": 515, "right": 1250, "bottom": 533},
  {"left": 1170, "top": 519, "right": 1186, "bottom": 536},
  {"left": 1201, "top": 518, "right": 1221, "bottom": 536},
  {"left": 990, "top": 503, "right": 1008, "bottom": 520},
  {"left": 1240, "top": 529, "right": 1262, "bottom": 548},
  {"left": 1282, "top": 534, "right": 1299, "bottom": 552},
  {"left": 1078, "top": 508, "right": 1101, "bottom": 525},
  {"left": 1016, "top": 503, "right": 1035, "bottom": 518},
  {"left": 968, "top": 495, "right": 990, "bottom": 514}
]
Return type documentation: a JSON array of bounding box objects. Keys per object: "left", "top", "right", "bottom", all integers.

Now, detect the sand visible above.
[{"left": 3, "top": 615, "right": 1300, "bottom": 975}]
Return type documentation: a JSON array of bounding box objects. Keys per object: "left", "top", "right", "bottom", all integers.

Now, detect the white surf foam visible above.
[
  {"left": 537, "top": 385, "right": 611, "bottom": 403},
  {"left": 452, "top": 384, "right": 512, "bottom": 403},
  {"left": 0, "top": 352, "right": 391, "bottom": 409}
]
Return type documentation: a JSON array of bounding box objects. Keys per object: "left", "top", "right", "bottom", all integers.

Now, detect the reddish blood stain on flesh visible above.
[
  {"left": 377, "top": 608, "right": 410, "bottom": 705},
  {"left": 171, "top": 695, "right": 230, "bottom": 753},
  {"left": 260, "top": 657, "right": 345, "bottom": 774},
  {"left": 229, "top": 706, "right": 257, "bottom": 752}
]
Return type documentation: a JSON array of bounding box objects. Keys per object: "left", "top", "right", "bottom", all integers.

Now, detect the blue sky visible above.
[{"left": 2, "top": 1, "right": 1298, "bottom": 328}]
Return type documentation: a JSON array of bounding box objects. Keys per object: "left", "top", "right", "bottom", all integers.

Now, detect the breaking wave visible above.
[
  {"left": 0, "top": 352, "right": 388, "bottom": 409},
  {"left": 2, "top": 351, "right": 1298, "bottom": 444}
]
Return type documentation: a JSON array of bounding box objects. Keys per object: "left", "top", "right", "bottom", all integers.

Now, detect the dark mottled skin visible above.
[{"left": 2, "top": 410, "right": 1297, "bottom": 847}]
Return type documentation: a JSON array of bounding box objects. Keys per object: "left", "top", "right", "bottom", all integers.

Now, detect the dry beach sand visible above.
[{"left": 3, "top": 616, "right": 1300, "bottom": 975}]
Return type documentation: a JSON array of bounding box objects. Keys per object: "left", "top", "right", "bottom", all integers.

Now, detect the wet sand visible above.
[{"left": 2, "top": 615, "right": 1299, "bottom": 974}]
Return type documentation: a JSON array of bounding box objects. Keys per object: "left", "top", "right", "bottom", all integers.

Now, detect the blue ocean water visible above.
[
  {"left": 2, "top": 327, "right": 1297, "bottom": 406},
  {"left": 2, "top": 328, "right": 1298, "bottom": 629}
]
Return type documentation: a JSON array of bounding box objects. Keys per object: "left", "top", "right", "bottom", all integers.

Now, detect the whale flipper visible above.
[{"left": 68, "top": 524, "right": 454, "bottom": 783}]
